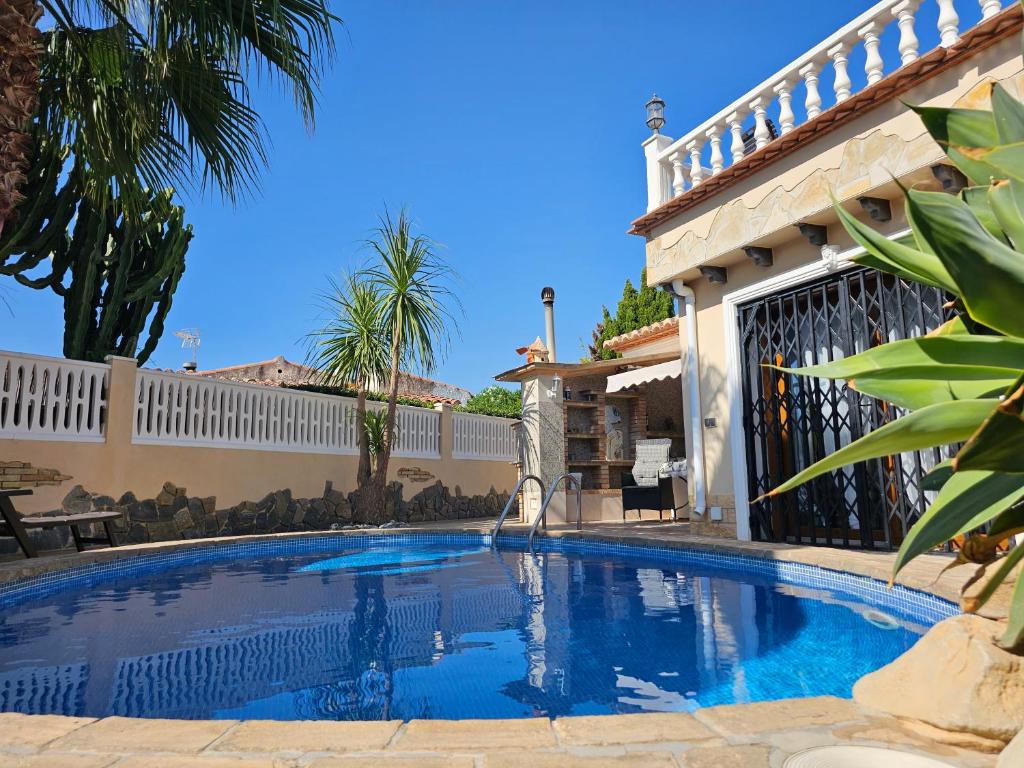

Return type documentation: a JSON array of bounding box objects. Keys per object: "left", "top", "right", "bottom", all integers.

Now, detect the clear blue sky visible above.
[{"left": 6, "top": 0, "right": 939, "bottom": 393}]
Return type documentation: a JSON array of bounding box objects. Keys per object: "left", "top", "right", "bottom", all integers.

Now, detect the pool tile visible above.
[
  {"left": 681, "top": 745, "right": 772, "bottom": 767},
  {"left": 696, "top": 696, "right": 861, "bottom": 737},
  {"left": 394, "top": 718, "right": 557, "bottom": 751},
  {"left": 49, "top": 716, "right": 236, "bottom": 754},
  {"left": 553, "top": 712, "right": 715, "bottom": 745},
  {"left": 0, "top": 714, "right": 95, "bottom": 749},
  {"left": 212, "top": 720, "right": 401, "bottom": 753}
]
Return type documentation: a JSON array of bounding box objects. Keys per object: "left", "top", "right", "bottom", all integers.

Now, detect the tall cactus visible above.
[{"left": 0, "top": 134, "right": 192, "bottom": 364}]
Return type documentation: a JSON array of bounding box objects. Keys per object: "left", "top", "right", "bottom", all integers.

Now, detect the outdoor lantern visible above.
[
  {"left": 646, "top": 94, "right": 666, "bottom": 133},
  {"left": 548, "top": 374, "right": 562, "bottom": 400}
]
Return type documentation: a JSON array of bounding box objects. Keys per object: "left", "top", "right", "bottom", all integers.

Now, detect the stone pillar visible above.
[
  {"left": 435, "top": 402, "right": 454, "bottom": 460},
  {"left": 518, "top": 374, "right": 566, "bottom": 525},
  {"left": 102, "top": 356, "right": 138, "bottom": 495},
  {"left": 643, "top": 133, "right": 674, "bottom": 211}
]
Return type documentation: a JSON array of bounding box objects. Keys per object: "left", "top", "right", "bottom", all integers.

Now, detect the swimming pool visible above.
[{"left": 0, "top": 533, "right": 954, "bottom": 721}]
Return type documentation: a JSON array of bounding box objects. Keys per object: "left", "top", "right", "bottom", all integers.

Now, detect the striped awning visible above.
[{"left": 605, "top": 358, "right": 682, "bottom": 393}]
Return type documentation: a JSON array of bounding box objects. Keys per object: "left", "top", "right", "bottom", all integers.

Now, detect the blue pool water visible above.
[{"left": 0, "top": 535, "right": 953, "bottom": 721}]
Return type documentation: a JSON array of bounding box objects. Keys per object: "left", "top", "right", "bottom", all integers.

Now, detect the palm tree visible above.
[
  {"left": 361, "top": 209, "right": 458, "bottom": 523},
  {"left": 0, "top": 0, "right": 337, "bottom": 234},
  {"left": 306, "top": 275, "right": 391, "bottom": 489}
]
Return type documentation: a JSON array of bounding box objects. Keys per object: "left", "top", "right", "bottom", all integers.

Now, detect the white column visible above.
[
  {"left": 937, "top": 0, "right": 960, "bottom": 47},
  {"left": 859, "top": 22, "right": 884, "bottom": 85},
  {"left": 892, "top": 0, "right": 920, "bottom": 65},
  {"left": 749, "top": 97, "right": 770, "bottom": 150},
  {"left": 827, "top": 42, "right": 851, "bottom": 102},
  {"left": 643, "top": 133, "right": 674, "bottom": 211},
  {"left": 687, "top": 140, "right": 704, "bottom": 186},
  {"left": 799, "top": 61, "right": 822, "bottom": 120},
  {"left": 773, "top": 80, "right": 795, "bottom": 134},
  {"left": 670, "top": 150, "right": 686, "bottom": 196},
  {"left": 727, "top": 111, "right": 745, "bottom": 163},
  {"left": 979, "top": 0, "right": 1001, "bottom": 20},
  {"left": 706, "top": 125, "right": 724, "bottom": 175}
]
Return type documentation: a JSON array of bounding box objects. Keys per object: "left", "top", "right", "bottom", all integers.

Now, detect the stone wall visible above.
[
  {"left": 2, "top": 481, "right": 512, "bottom": 555},
  {"left": 0, "top": 461, "right": 71, "bottom": 490}
]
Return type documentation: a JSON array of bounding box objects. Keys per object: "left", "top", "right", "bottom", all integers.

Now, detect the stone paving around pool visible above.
[
  {"left": 0, "top": 695, "right": 1001, "bottom": 767},
  {"left": 0, "top": 520, "right": 1010, "bottom": 767}
]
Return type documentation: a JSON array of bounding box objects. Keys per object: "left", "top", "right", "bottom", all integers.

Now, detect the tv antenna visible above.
[{"left": 174, "top": 328, "right": 201, "bottom": 371}]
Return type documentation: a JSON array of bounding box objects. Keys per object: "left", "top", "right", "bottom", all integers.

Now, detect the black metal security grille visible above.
[{"left": 738, "top": 266, "right": 954, "bottom": 549}]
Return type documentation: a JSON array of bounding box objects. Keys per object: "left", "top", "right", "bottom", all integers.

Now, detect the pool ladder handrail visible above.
[
  {"left": 491, "top": 474, "right": 544, "bottom": 544},
  {"left": 527, "top": 473, "right": 582, "bottom": 550}
]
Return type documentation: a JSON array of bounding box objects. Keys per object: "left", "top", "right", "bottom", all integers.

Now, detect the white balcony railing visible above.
[
  {"left": 0, "top": 351, "right": 109, "bottom": 442},
  {"left": 452, "top": 411, "right": 519, "bottom": 461},
  {"left": 644, "top": 0, "right": 1007, "bottom": 212}
]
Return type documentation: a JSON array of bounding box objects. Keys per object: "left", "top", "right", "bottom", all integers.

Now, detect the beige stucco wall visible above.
[
  {"left": 636, "top": 35, "right": 1024, "bottom": 538},
  {"left": 1, "top": 358, "right": 516, "bottom": 516}
]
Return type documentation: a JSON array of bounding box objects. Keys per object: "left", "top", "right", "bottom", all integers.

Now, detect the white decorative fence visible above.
[
  {"left": 0, "top": 351, "right": 108, "bottom": 442},
  {"left": 452, "top": 412, "right": 519, "bottom": 461},
  {"left": 2, "top": 351, "right": 519, "bottom": 463},
  {"left": 645, "top": 0, "right": 1008, "bottom": 211}
]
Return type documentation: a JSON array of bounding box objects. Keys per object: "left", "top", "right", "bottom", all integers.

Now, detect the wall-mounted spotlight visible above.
[
  {"left": 796, "top": 223, "right": 828, "bottom": 246},
  {"left": 698, "top": 266, "right": 728, "bottom": 284},
  {"left": 931, "top": 164, "right": 968, "bottom": 194},
  {"left": 858, "top": 196, "right": 892, "bottom": 222},
  {"left": 743, "top": 246, "right": 774, "bottom": 267}
]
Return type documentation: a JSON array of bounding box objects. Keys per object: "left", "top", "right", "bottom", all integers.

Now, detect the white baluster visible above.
[
  {"left": 773, "top": 80, "right": 795, "bottom": 134},
  {"left": 749, "top": 97, "right": 770, "bottom": 150},
  {"left": 859, "top": 22, "right": 884, "bottom": 85},
  {"left": 687, "top": 140, "right": 704, "bottom": 186},
  {"left": 828, "top": 42, "right": 852, "bottom": 102},
  {"left": 937, "top": 0, "right": 960, "bottom": 47},
  {"left": 706, "top": 125, "right": 724, "bottom": 174},
  {"left": 727, "top": 111, "right": 745, "bottom": 163},
  {"left": 670, "top": 151, "right": 686, "bottom": 196},
  {"left": 799, "top": 61, "right": 822, "bottom": 120},
  {"left": 892, "top": 1, "right": 920, "bottom": 65},
  {"left": 980, "top": 0, "right": 1001, "bottom": 20}
]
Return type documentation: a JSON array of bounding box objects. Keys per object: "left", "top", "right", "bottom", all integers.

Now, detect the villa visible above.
[{"left": 0, "top": 1, "right": 1021, "bottom": 767}]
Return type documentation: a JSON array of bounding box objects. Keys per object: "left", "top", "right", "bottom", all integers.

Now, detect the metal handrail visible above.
[
  {"left": 527, "top": 473, "right": 582, "bottom": 549},
  {"left": 491, "top": 474, "right": 544, "bottom": 544}
]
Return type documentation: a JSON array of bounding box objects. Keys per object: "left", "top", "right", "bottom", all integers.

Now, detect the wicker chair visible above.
[{"left": 620, "top": 439, "right": 674, "bottom": 520}]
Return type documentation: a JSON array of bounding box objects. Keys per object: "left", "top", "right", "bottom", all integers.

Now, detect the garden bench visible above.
[{"left": 0, "top": 489, "right": 120, "bottom": 558}]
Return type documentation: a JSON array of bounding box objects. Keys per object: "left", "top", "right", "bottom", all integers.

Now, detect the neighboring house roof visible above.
[
  {"left": 603, "top": 317, "right": 679, "bottom": 353},
  {"left": 188, "top": 355, "right": 472, "bottom": 405}
]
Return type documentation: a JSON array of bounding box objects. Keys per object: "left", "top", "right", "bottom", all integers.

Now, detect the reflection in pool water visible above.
[{"left": 0, "top": 540, "right": 939, "bottom": 720}]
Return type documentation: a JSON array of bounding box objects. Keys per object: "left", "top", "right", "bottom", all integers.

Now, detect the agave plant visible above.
[{"left": 763, "top": 82, "right": 1024, "bottom": 650}]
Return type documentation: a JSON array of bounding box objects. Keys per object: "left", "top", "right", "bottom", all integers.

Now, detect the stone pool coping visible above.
[{"left": 0, "top": 522, "right": 1001, "bottom": 767}]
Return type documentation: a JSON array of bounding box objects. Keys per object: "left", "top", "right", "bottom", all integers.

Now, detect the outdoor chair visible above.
[
  {"left": 620, "top": 439, "right": 673, "bottom": 520},
  {"left": 0, "top": 489, "right": 121, "bottom": 558}
]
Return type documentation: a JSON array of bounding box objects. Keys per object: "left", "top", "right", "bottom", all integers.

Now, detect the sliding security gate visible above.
[{"left": 738, "top": 266, "right": 953, "bottom": 549}]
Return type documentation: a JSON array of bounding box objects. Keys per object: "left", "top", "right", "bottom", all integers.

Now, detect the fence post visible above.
[
  {"left": 103, "top": 356, "right": 138, "bottom": 492},
  {"left": 435, "top": 402, "right": 454, "bottom": 461}
]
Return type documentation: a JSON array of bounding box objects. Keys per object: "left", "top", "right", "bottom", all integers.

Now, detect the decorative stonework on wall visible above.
[
  {"left": 0, "top": 480, "right": 513, "bottom": 554},
  {"left": 0, "top": 462, "right": 71, "bottom": 490},
  {"left": 397, "top": 466, "right": 436, "bottom": 484}
]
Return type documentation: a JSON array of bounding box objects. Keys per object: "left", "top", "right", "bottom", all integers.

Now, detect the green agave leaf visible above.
[
  {"left": 988, "top": 504, "right": 1024, "bottom": 539},
  {"left": 848, "top": 367, "right": 1011, "bottom": 410},
  {"left": 836, "top": 201, "right": 957, "bottom": 292},
  {"left": 930, "top": 316, "right": 970, "bottom": 336},
  {"left": 987, "top": 178, "right": 1024, "bottom": 251},
  {"left": 922, "top": 459, "right": 953, "bottom": 492},
  {"left": 777, "top": 335, "right": 1024, "bottom": 380},
  {"left": 955, "top": 380, "right": 1024, "bottom": 473},
  {"left": 911, "top": 102, "right": 998, "bottom": 184},
  {"left": 894, "top": 470, "right": 1024, "bottom": 577},
  {"left": 963, "top": 186, "right": 1008, "bottom": 243},
  {"left": 966, "top": 544, "right": 1024, "bottom": 614},
  {"left": 1001, "top": 569, "right": 1024, "bottom": 650},
  {"left": 906, "top": 188, "right": 1024, "bottom": 337},
  {"left": 764, "top": 399, "right": 993, "bottom": 497},
  {"left": 966, "top": 141, "right": 1024, "bottom": 184},
  {"left": 991, "top": 83, "right": 1024, "bottom": 144}
]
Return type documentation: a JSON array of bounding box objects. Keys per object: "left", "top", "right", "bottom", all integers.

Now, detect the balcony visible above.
[{"left": 633, "top": 0, "right": 1018, "bottom": 238}]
